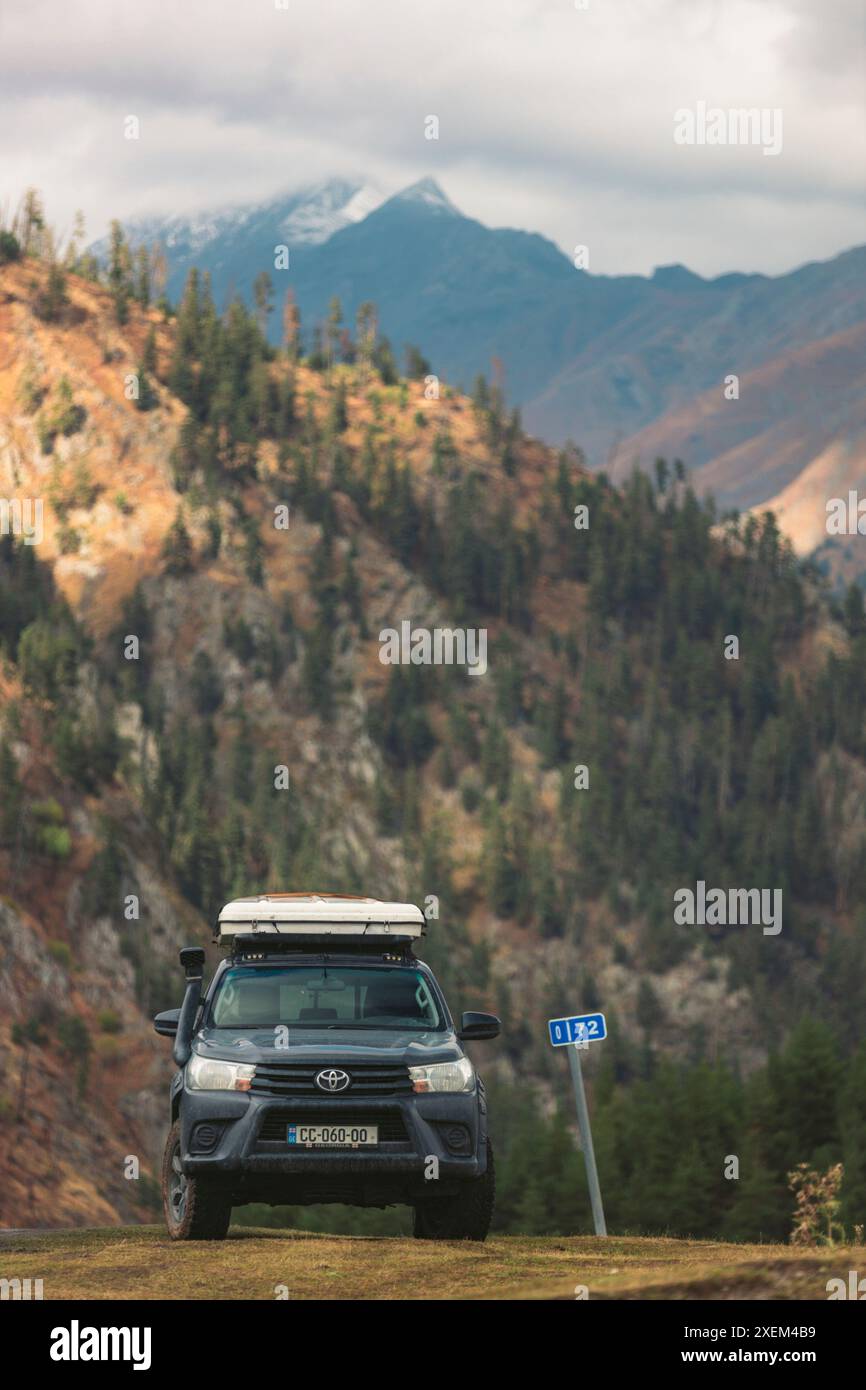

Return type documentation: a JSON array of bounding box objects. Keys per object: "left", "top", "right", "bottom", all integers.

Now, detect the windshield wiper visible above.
[
  {"left": 319, "top": 1023, "right": 431, "bottom": 1030},
  {"left": 211, "top": 1022, "right": 434, "bottom": 1031}
]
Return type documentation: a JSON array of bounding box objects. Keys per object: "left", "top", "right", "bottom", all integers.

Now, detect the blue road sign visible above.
[{"left": 548, "top": 1011, "right": 607, "bottom": 1047}]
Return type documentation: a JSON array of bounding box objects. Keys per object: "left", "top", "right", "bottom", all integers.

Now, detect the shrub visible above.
[
  {"left": 18, "top": 620, "right": 78, "bottom": 702},
  {"left": 18, "top": 363, "right": 45, "bottom": 414},
  {"left": 53, "top": 381, "right": 87, "bottom": 438},
  {"left": 57, "top": 1013, "right": 91, "bottom": 1059},
  {"left": 0, "top": 230, "right": 21, "bottom": 264},
  {"left": 57, "top": 1012, "right": 92, "bottom": 1097},
  {"left": 36, "top": 413, "right": 55, "bottom": 454},
  {"left": 31, "top": 797, "right": 65, "bottom": 824},
  {"left": 12, "top": 1017, "right": 48, "bottom": 1048},
  {"left": 33, "top": 264, "right": 69, "bottom": 323},
  {"left": 37, "top": 379, "right": 86, "bottom": 453},
  {"left": 46, "top": 939, "right": 72, "bottom": 969},
  {"left": 57, "top": 522, "right": 81, "bottom": 554},
  {"left": 53, "top": 713, "right": 120, "bottom": 791},
  {"left": 68, "top": 460, "right": 100, "bottom": 508},
  {"left": 94, "top": 1035, "right": 122, "bottom": 1065},
  {"left": 37, "top": 823, "right": 72, "bottom": 859},
  {"left": 789, "top": 1163, "right": 846, "bottom": 1247}
]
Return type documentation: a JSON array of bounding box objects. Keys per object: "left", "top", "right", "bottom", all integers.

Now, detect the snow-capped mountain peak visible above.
[
  {"left": 390, "top": 177, "right": 459, "bottom": 215},
  {"left": 274, "top": 179, "right": 385, "bottom": 245}
]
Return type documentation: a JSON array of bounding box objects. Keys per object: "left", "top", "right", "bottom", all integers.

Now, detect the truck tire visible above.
[
  {"left": 413, "top": 1139, "right": 495, "bottom": 1241},
  {"left": 161, "top": 1122, "right": 232, "bottom": 1241}
]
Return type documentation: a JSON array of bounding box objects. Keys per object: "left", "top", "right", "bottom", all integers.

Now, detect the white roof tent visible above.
[{"left": 214, "top": 893, "right": 426, "bottom": 945}]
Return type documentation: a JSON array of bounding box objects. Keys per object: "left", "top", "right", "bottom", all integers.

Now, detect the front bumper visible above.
[{"left": 178, "top": 1086, "right": 488, "bottom": 1204}]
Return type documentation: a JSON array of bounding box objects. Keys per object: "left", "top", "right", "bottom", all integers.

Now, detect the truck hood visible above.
[{"left": 193, "top": 1025, "right": 462, "bottom": 1066}]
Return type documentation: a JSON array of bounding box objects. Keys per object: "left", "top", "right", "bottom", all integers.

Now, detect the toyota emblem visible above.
[{"left": 315, "top": 1068, "right": 351, "bottom": 1093}]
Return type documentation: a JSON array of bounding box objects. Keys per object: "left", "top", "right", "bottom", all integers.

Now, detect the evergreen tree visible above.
[
  {"left": 161, "top": 510, "right": 194, "bottom": 576},
  {"left": 133, "top": 245, "right": 151, "bottom": 307},
  {"left": 34, "top": 263, "right": 69, "bottom": 322},
  {"left": 107, "top": 220, "right": 132, "bottom": 324},
  {"left": 253, "top": 271, "right": 274, "bottom": 337}
]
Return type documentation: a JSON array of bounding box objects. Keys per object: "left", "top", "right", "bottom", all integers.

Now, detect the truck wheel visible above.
[
  {"left": 161, "top": 1122, "right": 232, "bottom": 1241},
  {"left": 413, "top": 1138, "right": 495, "bottom": 1241}
]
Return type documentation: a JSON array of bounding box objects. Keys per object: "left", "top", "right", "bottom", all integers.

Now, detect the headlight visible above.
[
  {"left": 187, "top": 1053, "right": 255, "bottom": 1092},
  {"left": 408, "top": 1057, "right": 475, "bottom": 1094}
]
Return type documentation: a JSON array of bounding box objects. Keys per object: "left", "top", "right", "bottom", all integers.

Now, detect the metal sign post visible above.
[{"left": 548, "top": 1011, "right": 607, "bottom": 1237}]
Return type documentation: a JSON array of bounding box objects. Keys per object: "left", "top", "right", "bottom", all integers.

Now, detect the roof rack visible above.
[{"left": 227, "top": 931, "right": 419, "bottom": 959}]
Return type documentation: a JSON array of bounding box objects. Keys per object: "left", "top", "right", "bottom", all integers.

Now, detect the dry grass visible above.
[{"left": 1, "top": 1227, "right": 864, "bottom": 1301}]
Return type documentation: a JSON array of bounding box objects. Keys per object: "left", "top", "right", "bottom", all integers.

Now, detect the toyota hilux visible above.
[{"left": 153, "top": 894, "right": 500, "bottom": 1241}]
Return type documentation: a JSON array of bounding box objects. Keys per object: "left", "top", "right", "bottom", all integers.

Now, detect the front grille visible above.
[
  {"left": 250, "top": 1061, "right": 412, "bottom": 1098},
  {"left": 258, "top": 1110, "right": 409, "bottom": 1143}
]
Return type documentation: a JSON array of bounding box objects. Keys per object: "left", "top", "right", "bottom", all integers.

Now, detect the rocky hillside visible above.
[{"left": 1, "top": 247, "right": 865, "bottom": 1233}]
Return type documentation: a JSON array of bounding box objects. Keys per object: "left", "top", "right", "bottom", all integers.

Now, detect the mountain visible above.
[
  {"left": 606, "top": 320, "right": 866, "bottom": 587},
  {"left": 523, "top": 246, "right": 866, "bottom": 465},
  {"left": 93, "top": 178, "right": 385, "bottom": 307},
  {"left": 610, "top": 321, "right": 866, "bottom": 510},
  {"left": 2, "top": 247, "right": 866, "bottom": 1236},
  {"left": 279, "top": 177, "right": 607, "bottom": 404},
  {"left": 104, "top": 181, "right": 866, "bottom": 580}
]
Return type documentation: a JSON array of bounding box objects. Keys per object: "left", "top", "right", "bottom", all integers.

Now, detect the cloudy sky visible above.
[{"left": 1, "top": 0, "right": 864, "bottom": 276}]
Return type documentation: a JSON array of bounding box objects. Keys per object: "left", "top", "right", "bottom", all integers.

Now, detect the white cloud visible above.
[{"left": 0, "top": 0, "right": 863, "bottom": 274}]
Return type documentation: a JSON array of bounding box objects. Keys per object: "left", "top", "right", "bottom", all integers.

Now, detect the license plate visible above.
[{"left": 287, "top": 1124, "right": 378, "bottom": 1147}]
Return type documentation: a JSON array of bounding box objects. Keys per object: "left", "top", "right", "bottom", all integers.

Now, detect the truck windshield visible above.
[{"left": 209, "top": 965, "right": 444, "bottom": 1031}]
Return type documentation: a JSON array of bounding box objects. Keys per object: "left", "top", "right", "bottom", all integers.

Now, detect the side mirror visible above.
[
  {"left": 153, "top": 1008, "right": 181, "bottom": 1038},
  {"left": 458, "top": 1011, "right": 501, "bottom": 1041}
]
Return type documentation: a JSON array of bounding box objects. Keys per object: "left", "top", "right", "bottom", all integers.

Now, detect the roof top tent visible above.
[{"left": 214, "top": 893, "right": 426, "bottom": 946}]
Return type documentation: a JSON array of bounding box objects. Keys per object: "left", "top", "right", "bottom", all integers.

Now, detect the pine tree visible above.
[
  {"left": 134, "top": 245, "right": 151, "bottom": 307},
  {"left": 133, "top": 361, "right": 158, "bottom": 412},
  {"left": 282, "top": 289, "right": 301, "bottom": 362},
  {"left": 355, "top": 302, "right": 377, "bottom": 372},
  {"left": 20, "top": 188, "right": 45, "bottom": 256},
  {"left": 484, "top": 806, "right": 518, "bottom": 917},
  {"left": 161, "top": 510, "right": 194, "bottom": 576},
  {"left": 107, "top": 220, "right": 132, "bottom": 324},
  {"left": 405, "top": 344, "right": 430, "bottom": 379},
  {"left": 169, "top": 269, "right": 201, "bottom": 401},
  {"left": 141, "top": 325, "right": 158, "bottom": 376},
  {"left": 0, "top": 741, "right": 23, "bottom": 845},
  {"left": 253, "top": 271, "right": 274, "bottom": 338},
  {"left": 326, "top": 296, "right": 343, "bottom": 364},
  {"left": 34, "top": 262, "right": 69, "bottom": 323},
  {"left": 328, "top": 378, "right": 348, "bottom": 434}
]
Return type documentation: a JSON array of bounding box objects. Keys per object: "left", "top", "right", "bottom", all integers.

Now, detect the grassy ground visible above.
[{"left": 1, "top": 1226, "right": 863, "bottom": 1300}]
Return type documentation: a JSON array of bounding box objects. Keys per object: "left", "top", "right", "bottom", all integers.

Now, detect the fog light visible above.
[
  {"left": 441, "top": 1123, "right": 471, "bottom": 1154},
  {"left": 190, "top": 1123, "right": 221, "bottom": 1153}
]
